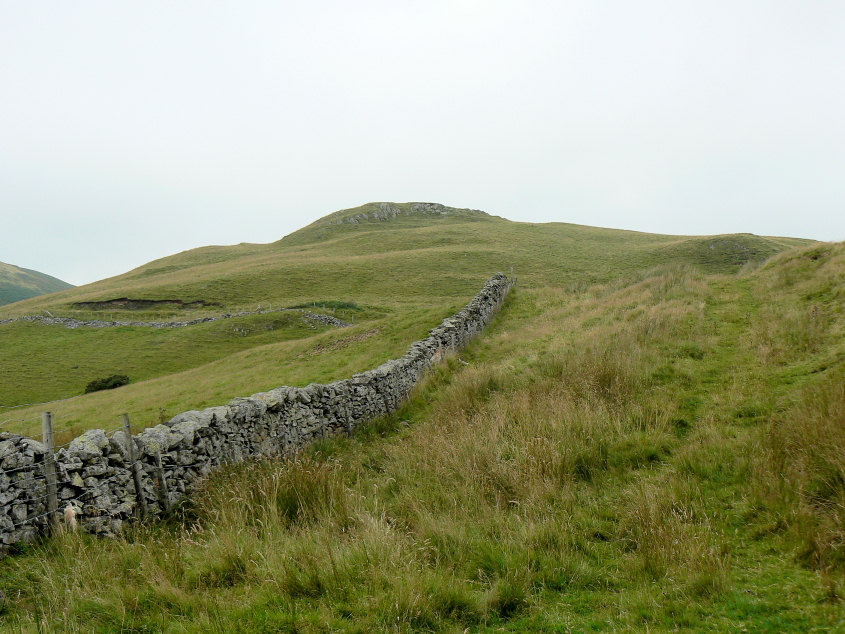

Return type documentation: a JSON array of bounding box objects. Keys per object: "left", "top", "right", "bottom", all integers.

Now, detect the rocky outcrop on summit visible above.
[{"left": 332, "top": 202, "right": 488, "bottom": 225}]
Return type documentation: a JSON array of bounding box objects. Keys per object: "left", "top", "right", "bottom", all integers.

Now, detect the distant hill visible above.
[
  {"left": 0, "top": 201, "right": 812, "bottom": 317},
  {"left": 0, "top": 261, "right": 74, "bottom": 306},
  {"left": 0, "top": 200, "right": 816, "bottom": 427}
]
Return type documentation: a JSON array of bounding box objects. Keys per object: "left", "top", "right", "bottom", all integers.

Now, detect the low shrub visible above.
[{"left": 84, "top": 374, "right": 129, "bottom": 394}]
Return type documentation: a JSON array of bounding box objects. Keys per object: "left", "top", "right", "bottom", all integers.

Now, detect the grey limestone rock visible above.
[
  {"left": 0, "top": 440, "right": 17, "bottom": 461},
  {"left": 67, "top": 429, "right": 109, "bottom": 461},
  {"left": 19, "top": 439, "right": 47, "bottom": 456},
  {"left": 170, "top": 419, "right": 206, "bottom": 447},
  {"left": 10, "top": 504, "right": 26, "bottom": 523},
  {"left": 136, "top": 425, "right": 183, "bottom": 456},
  {"left": 1, "top": 453, "right": 32, "bottom": 470}
]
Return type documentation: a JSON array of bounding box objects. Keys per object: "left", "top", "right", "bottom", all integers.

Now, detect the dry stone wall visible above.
[
  {"left": 0, "top": 307, "right": 350, "bottom": 330},
  {"left": 0, "top": 273, "right": 511, "bottom": 548}
]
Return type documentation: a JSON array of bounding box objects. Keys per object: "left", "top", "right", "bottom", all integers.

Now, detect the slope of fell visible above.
[
  {"left": 3, "top": 240, "right": 842, "bottom": 631},
  {"left": 654, "top": 233, "right": 810, "bottom": 273},
  {"left": 0, "top": 202, "right": 810, "bottom": 317},
  {"left": 0, "top": 204, "right": 814, "bottom": 434},
  {"left": 0, "top": 262, "right": 74, "bottom": 307}
]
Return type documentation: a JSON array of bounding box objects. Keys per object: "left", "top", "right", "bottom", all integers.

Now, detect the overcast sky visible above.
[{"left": 2, "top": 1, "right": 843, "bottom": 286}]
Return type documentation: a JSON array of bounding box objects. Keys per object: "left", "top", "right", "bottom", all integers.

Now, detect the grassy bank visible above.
[
  {"left": 1, "top": 241, "right": 841, "bottom": 631},
  {"left": 1, "top": 303, "right": 454, "bottom": 442}
]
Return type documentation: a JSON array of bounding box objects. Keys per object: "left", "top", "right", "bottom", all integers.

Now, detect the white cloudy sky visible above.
[{"left": 2, "top": 1, "right": 843, "bottom": 286}]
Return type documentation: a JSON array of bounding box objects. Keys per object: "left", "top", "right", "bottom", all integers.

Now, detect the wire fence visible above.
[
  {"left": 0, "top": 415, "right": 42, "bottom": 428},
  {"left": 3, "top": 472, "right": 47, "bottom": 491},
  {"left": 10, "top": 462, "right": 139, "bottom": 529},
  {"left": 1, "top": 409, "right": 158, "bottom": 535},
  {"left": 0, "top": 415, "right": 48, "bottom": 445},
  {"left": 0, "top": 462, "right": 44, "bottom": 478},
  {"left": 0, "top": 394, "right": 81, "bottom": 410},
  {"left": 11, "top": 507, "right": 54, "bottom": 530}
]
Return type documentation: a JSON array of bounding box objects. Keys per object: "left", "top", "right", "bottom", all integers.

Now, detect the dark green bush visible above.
[{"left": 84, "top": 374, "right": 129, "bottom": 394}]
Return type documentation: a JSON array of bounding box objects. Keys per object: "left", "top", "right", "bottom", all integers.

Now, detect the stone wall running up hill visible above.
[{"left": 0, "top": 273, "right": 512, "bottom": 549}]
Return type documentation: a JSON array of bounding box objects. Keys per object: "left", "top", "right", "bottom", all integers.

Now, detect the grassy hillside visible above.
[
  {"left": 0, "top": 203, "right": 810, "bottom": 439},
  {"left": 0, "top": 234, "right": 842, "bottom": 631},
  {"left": 2, "top": 203, "right": 807, "bottom": 315},
  {"left": 0, "top": 262, "right": 73, "bottom": 307}
]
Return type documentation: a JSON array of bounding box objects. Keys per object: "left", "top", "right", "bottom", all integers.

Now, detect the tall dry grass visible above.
[
  {"left": 752, "top": 371, "right": 845, "bottom": 570},
  {"left": 746, "top": 242, "right": 845, "bottom": 573}
]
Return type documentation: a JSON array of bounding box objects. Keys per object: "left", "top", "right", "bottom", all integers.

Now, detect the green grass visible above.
[
  {"left": 1, "top": 303, "right": 459, "bottom": 442},
  {"left": 0, "top": 203, "right": 839, "bottom": 631},
  {"left": 0, "top": 311, "right": 341, "bottom": 404},
  {"left": 2, "top": 204, "right": 807, "bottom": 316}
]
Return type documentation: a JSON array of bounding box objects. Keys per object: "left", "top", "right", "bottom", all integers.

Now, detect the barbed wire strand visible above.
[
  {"left": 11, "top": 508, "right": 55, "bottom": 529},
  {"left": 5, "top": 473, "right": 48, "bottom": 489},
  {"left": 0, "top": 463, "right": 42, "bottom": 478},
  {"left": 0, "top": 415, "right": 42, "bottom": 426},
  {"left": 55, "top": 471, "right": 135, "bottom": 512},
  {"left": 20, "top": 485, "right": 73, "bottom": 506},
  {"left": 91, "top": 468, "right": 132, "bottom": 488},
  {"left": 0, "top": 394, "right": 80, "bottom": 410},
  {"left": 51, "top": 467, "right": 132, "bottom": 494}
]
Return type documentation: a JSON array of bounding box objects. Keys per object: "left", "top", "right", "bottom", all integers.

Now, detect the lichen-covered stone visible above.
[
  {"left": 67, "top": 429, "right": 109, "bottom": 461},
  {"left": 0, "top": 440, "right": 17, "bottom": 461},
  {"left": 19, "top": 438, "right": 47, "bottom": 456},
  {"left": 1, "top": 453, "right": 32, "bottom": 470},
  {"left": 136, "top": 425, "right": 183, "bottom": 456}
]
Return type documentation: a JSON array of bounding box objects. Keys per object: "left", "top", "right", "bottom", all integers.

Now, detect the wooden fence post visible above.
[
  {"left": 343, "top": 402, "right": 353, "bottom": 438},
  {"left": 153, "top": 451, "right": 171, "bottom": 513},
  {"left": 122, "top": 414, "right": 147, "bottom": 519},
  {"left": 41, "top": 412, "right": 58, "bottom": 533}
]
